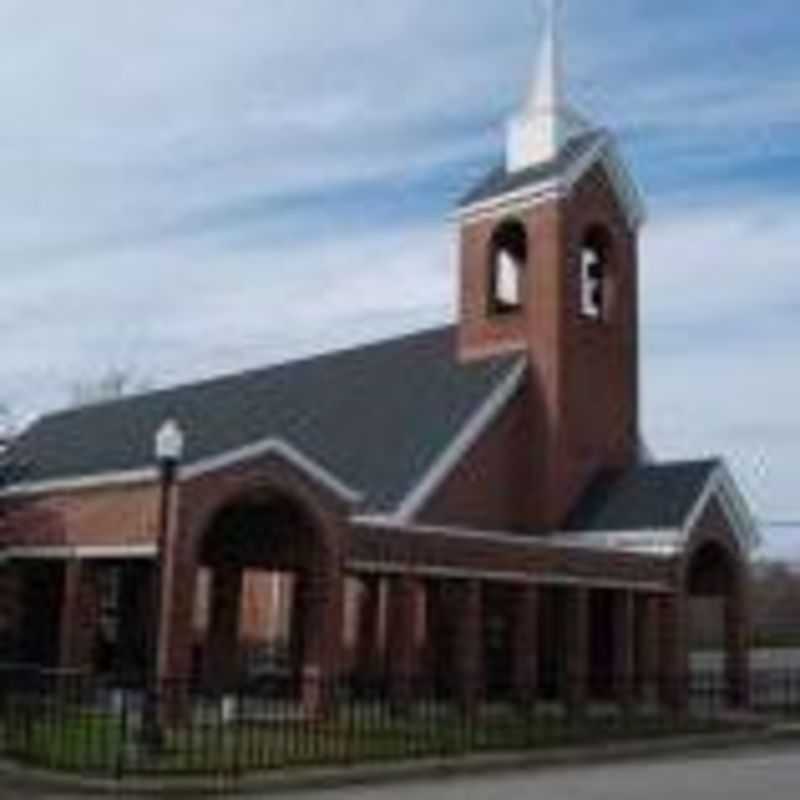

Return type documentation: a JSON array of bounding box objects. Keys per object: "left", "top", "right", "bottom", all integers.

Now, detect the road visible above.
[{"left": 2, "top": 746, "right": 800, "bottom": 799}]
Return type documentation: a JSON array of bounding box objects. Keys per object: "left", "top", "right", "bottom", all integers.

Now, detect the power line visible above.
[{"left": 759, "top": 520, "right": 800, "bottom": 529}]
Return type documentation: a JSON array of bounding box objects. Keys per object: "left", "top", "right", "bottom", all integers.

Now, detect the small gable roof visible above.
[
  {"left": 458, "top": 130, "right": 603, "bottom": 209},
  {"left": 566, "top": 460, "right": 720, "bottom": 533},
  {"left": 7, "top": 327, "right": 521, "bottom": 514}
]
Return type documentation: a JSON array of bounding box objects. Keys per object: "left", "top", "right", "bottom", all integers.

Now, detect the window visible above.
[
  {"left": 489, "top": 220, "right": 527, "bottom": 315},
  {"left": 580, "top": 226, "right": 612, "bottom": 321}
]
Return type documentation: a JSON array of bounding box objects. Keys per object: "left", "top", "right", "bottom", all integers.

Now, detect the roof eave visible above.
[
  {"left": 452, "top": 131, "right": 647, "bottom": 231},
  {"left": 0, "top": 436, "right": 365, "bottom": 507}
]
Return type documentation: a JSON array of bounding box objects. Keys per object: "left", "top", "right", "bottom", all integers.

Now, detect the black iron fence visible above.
[{"left": 0, "top": 665, "right": 796, "bottom": 780}]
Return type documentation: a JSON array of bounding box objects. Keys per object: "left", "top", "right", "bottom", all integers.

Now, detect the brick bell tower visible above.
[{"left": 455, "top": 0, "right": 646, "bottom": 531}]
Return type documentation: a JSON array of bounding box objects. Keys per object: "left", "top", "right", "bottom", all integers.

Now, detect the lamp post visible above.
[{"left": 141, "top": 418, "right": 185, "bottom": 755}]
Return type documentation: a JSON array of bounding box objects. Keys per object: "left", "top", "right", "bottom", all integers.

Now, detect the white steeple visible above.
[{"left": 507, "top": 0, "right": 579, "bottom": 172}]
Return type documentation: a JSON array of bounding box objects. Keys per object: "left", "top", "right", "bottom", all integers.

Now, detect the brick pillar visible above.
[
  {"left": 205, "top": 564, "right": 243, "bottom": 692},
  {"left": 387, "top": 575, "right": 422, "bottom": 705},
  {"left": 612, "top": 590, "right": 635, "bottom": 710},
  {"left": 512, "top": 585, "right": 539, "bottom": 704},
  {"left": 356, "top": 576, "right": 382, "bottom": 682},
  {"left": 658, "top": 592, "right": 689, "bottom": 712},
  {"left": 564, "top": 586, "right": 589, "bottom": 713},
  {"left": 453, "top": 579, "right": 483, "bottom": 714},
  {"left": 298, "top": 557, "right": 344, "bottom": 715},
  {"left": 724, "top": 574, "right": 751, "bottom": 709},
  {"left": 0, "top": 566, "right": 22, "bottom": 660},
  {"left": 59, "top": 560, "right": 97, "bottom": 672},
  {"left": 634, "top": 595, "right": 659, "bottom": 703}
]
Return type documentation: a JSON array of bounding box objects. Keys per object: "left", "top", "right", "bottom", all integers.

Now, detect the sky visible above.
[{"left": 0, "top": 0, "right": 798, "bottom": 556}]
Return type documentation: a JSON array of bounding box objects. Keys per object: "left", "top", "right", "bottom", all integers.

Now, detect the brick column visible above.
[
  {"left": 724, "top": 574, "right": 751, "bottom": 709},
  {"left": 59, "top": 560, "right": 97, "bottom": 672},
  {"left": 387, "top": 575, "right": 423, "bottom": 705},
  {"left": 0, "top": 566, "right": 22, "bottom": 660},
  {"left": 658, "top": 592, "right": 689, "bottom": 712},
  {"left": 205, "top": 564, "right": 243, "bottom": 691},
  {"left": 298, "top": 558, "right": 344, "bottom": 715},
  {"left": 512, "top": 585, "right": 539, "bottom": 704},
  {"left": 453, "top": 580, "right": 483, "bottom": 714},
  {"left": 564, "top": 586, "right": 589, "bottom": 713},
  {"left": 356, "top": 576, "right": 382, "bottom": 682},
  {"left": 634, "top": 595, "right": 659, "bottom": 703},
  {"left": 612, "top": 590, "right": 635, "bottom": 710}
]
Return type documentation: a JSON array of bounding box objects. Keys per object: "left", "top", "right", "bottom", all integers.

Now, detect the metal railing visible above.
[{"left": 0, "top": 665, "right": 794, "bottom": 780}]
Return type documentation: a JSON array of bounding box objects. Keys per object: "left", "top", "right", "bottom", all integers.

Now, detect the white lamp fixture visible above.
[{"left": 154, "top": 418, "right": 185, "bottom": 464}]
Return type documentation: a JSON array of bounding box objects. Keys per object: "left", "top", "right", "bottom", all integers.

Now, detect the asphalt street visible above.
[{"left": 2, "top": 746, "right": 800, "bottom": 799}]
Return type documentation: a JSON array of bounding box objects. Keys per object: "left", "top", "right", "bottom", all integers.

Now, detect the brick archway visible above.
[
  {"left": 684, "top": 534, "right": 750, "bottom": 707},
  {"left": 196, "top": 485, "right": 343, "bottom": 707},
  {"left": 155, "top": 456, "right": 349, "bottom": 716}
]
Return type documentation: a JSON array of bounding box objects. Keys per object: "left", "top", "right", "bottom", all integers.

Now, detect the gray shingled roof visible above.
[
  {"left": 457, "top": 130, "right": 604, "bottom": 209},
  {"left": 9, "top": 327, "right": 521, "bottom": 514},
  {"left": 566, "top": 460, "right": 720, "bottom": 533}
]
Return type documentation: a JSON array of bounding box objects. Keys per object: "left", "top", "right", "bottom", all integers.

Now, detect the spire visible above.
[
  {"left": 506, "top": 0, "right": 577, "bottom": 173},
  {"left": 527, "top": 0, "right": 563, "bottom": 116}
]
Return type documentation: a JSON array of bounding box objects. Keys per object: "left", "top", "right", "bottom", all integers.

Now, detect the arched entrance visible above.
[
  {"left": 685, "top": 538, "right": 749, "bottom": 707},
  {"left": 197, "top": 488, "right": 342, "bottom": 708}
]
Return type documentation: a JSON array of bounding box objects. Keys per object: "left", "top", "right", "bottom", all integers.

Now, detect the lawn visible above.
[{"left": 0, "top": 699, "right": 729, "bottom": 777}]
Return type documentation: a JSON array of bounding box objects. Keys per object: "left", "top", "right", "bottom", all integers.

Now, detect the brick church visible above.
[{"left": 0, "top": 4, "right": 756, "bottom": 710}]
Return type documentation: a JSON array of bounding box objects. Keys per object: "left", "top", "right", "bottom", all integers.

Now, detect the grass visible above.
[{"left": 0, "top": 700, "right": 732, "bottom": 778}]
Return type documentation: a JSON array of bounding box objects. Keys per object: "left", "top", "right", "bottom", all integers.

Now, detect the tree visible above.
[
  {"left": 69, "top": 366, "right": 152, "bottom": 407},
  {"left": 752, "top": 560, "right": 800, "bottom": 647},
  {"left": 0, "top": 402, "right": 18, "bottom": 487}
]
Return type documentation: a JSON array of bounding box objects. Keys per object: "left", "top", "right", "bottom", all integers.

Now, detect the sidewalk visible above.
[{"left": 1, "top": 725, "right": 797, "bottom": 798}]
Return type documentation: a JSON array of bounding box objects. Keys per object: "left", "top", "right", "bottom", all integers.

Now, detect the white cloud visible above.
[{"left": 1, "top": 0, "right": 798, "bottom": 555}]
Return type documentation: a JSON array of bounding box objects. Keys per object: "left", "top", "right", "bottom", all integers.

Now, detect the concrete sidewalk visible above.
[{"left": 1, "top": 726, "right": 797, "bottom": 798}]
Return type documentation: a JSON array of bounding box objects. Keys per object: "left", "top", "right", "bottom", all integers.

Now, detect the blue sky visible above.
[{"left": 1, "top": 0, "right": 798, "bottom": 555}]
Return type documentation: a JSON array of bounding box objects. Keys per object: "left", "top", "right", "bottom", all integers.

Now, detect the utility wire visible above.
[{"left": 759, "top": 520, "right": 800, "bottom": 529}]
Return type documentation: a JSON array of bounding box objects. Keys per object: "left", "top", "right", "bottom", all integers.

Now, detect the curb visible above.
[{"left": 0, "top": 728, "right": 795, "bottom": 797}]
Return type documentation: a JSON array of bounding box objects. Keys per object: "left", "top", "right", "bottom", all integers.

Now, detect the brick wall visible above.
[{"left": 456, "top": 162, "right": 639, "bottom": 529}]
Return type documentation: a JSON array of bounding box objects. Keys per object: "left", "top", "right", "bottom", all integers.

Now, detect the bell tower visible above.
[{"left": 455, "top": 0, "right": 646, "bottom": 529}]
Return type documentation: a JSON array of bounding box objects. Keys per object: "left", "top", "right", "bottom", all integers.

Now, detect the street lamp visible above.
[{"left": 141, "top": 418, "right": 185, "bottom": 755}]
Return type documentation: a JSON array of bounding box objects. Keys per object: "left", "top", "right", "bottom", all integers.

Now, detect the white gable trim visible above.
[
  {"left": 2, "top": 438, "right": 363, "bottom": 506},
  {"left": 455, "top": 131, "right": 646, "bottom": 231},
  {"left": 682, "top": 462, "right": 760, "bottom": 555},
  {"left": 391, "top": 359, "right": 527, "bottom": 524},
  {"left": 180, "top": 439, "right": 363, "bottom": 504}
]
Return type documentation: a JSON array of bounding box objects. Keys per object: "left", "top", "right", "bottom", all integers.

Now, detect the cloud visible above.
[{"left": 1, "top": 0, "right": 798, "bottom": 553}]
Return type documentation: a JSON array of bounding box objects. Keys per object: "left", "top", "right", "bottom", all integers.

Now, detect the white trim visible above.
[
  {"left": 348, "top": 561, "right": 670, "bottom": 594},
  {"left": 682, "top": 462, "right": 760, "bottom": 555},
  {"left": 1, "top": 438, "right": 363, "bottom": 506},
  {"left": 0, "top": 544, "right": 156, "bottom": 562},
  {"left": 599, "top": 139, "right": 648, "bottom": 228},
  {"left": 180, "top": 438, "right": 363, "bottom": 504},
  {"left": 392, "top": 359, "right": 527, "bottom": 523},
  {"left": 549, "top": 530, "right": 682, "bottom": 557},
  {"left": 1, "top": 468, "right": 157, "bottom": 499},
  {"left": 352, "top": 516, "right": 681, "bottom": 557},
  {"left": 455, "top": 131, "right": 646, "bottom": 231},
  {"left": 452, "top": 179, "right": 564, "bottom": 226}
]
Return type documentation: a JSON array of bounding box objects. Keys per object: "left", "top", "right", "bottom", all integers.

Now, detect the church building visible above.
[{"left": 0, "top": 4, "right": 756, "bottom": 711}]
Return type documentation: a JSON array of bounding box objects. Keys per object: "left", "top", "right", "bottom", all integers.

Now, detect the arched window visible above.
[
  {"left": 580, "top": 226, "right": 613, "bottom": 321},
  {"left": 489, "top": 220, "right": 527, "bottom": 315}
]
